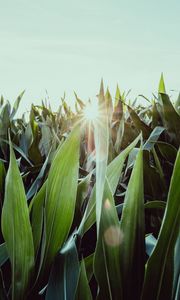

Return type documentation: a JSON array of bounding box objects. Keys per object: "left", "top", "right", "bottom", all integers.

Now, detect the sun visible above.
[{"left": 83, "top": 100, "right": 99, "bottom": 122}]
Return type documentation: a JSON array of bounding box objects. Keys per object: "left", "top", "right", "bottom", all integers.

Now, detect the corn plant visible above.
[{"left": 0, "top": 75, "right": 179, "bottom": 299}]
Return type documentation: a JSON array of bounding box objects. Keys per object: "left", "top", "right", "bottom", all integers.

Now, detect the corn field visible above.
[{"left": 0, "top": 75, "right": 179, "bottom": 300}]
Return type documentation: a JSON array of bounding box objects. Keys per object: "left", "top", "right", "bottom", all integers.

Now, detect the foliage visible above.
[{"left": 0, "top": 75, "right": 179, "bottom": 299}]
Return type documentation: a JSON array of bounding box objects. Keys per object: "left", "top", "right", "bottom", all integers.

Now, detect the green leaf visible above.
[
  {"left": 78, "top": 134, "right": 141, "bottom": 236},
  {"left": 28, "top": 120, "right": 42, "bottom": 164},
  {"left": 1, "top": 141, "right": 34, "bottom": 300},
  {"left": 143, "top": 150, "right": 164, "bottom": 200},
  {"left": 145, "top": 200, "right": 166, "bottom": 210},
  {"left": 30, "top": 182, "right": 47, "bottom": 256},
  {"left": 98, "top": 79, "right": 105, "bottom": 104},
  {"left": 127, "top": 105, "right": 151, "bottom": 139},
  {"left": 142, "top": 149, "right": 180, "bottom": 300},
  {"left": 106, "top": 133, "right": 141, "bottom": 196},
  {"left": 27, "top": 152, "right": 50, "bottom": 200},
  {"left": 84, "top": 253, "right": 94, "bottom": 282},
  {"left": 113, "top": 85, "right": 123, "bottom": 121},
  {"left": 120, "top": 148, "right": 145, "bottom": 300},
  {"left": 94, "top": 178, "right": 122, "bottom": 300},
  {"left": 73, "top": 172, "right": 93, "bottom": 228},
  {"left": 94, "top": 93, "right": 109, "bottom": 233},
  {"left": 143, "top": 126, "right": 165, "bottom": 151},
  {"left": 74, "top": 92, "right": 85, "bottom": 109},
  {"left": 76, "top": 172, "right": 92, "bottom": 212},
  {"left": 0, "top": 269, "right": 8, "bottom": 300},
  {"left": 11, "top": 90, "right": 25, "bottom": 119},
  {"left": 115, "top": 84, "right": 121, "bottom": 102},
  {"left": 157, "top": 141, "right": 177, "bottom": 163},
  {"left": 158, "top": 73, "right": 166, "bottom": 93},
  {"left": 75, "top": 259, "right": 92, "bottom": 300},
  {"left": 40, "top": 125, "right": 80, "bottom": 275},
  {"left": 159, "top": 93, "right": 180, "bottom": 145},
  {"left": 105, "top": 88, "right": 113, "bottom": 121},
  {"left": 0, "top": 161, "right": 6, "bottom": 201},
  {"left": 173, "top": 235, "right": 180, "bottom": 299},
  {"left": 1, "top": 139, "right": 33, "bottom": 167},
  {"left": 39, "top": 124, "right": 53, "bottom": 157},
  {"left": 114, "top": 117, "right": 124, "bottom": 154},
  {"left": 46, "top": 237, "right": 80, "bottom": 300},
  {"left": 145, "top": 234, "right": 157, "bottom": 257},
  {"left": 0, "top": 243, "right": 8, "bottom": 267},
  {"left": 175, "top": 92, "right": 180, "bottom": 115},
  {"left": 125, "top": 147, "right": 139, "bottom": 172},
  {"left": 152, "top": 101, "right": 162, "bottom": 128},
  {"left": 19, "top": 123, "right": 33, "bottom": 157}
]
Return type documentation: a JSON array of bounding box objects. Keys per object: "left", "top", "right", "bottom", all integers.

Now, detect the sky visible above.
[{"left": 0, "top": 0, "right": 180, "bottom": 114}]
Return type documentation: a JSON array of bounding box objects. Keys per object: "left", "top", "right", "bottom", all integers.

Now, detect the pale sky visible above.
[{"left": 0, "top": 0, "right": 180, "bottom": 114}]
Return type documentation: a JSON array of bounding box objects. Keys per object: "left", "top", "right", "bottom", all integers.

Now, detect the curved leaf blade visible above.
[{"left": 40, "top": 126, "right": 80, "bottom": 275}]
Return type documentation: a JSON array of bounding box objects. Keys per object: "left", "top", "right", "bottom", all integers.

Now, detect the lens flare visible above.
[
  {"left": 104, "top": 226, "right": 124, "bottom": 247},
  {"left": 83, "top": 101, "right": 99, "bottom": 122}
]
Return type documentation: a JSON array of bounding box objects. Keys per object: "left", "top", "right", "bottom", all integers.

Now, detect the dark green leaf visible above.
[
  {"left": 75, "top": 259, "right": 92, "bottom": 300},
  {"left": 0, "top": 243, "right": 8, "bottom": 267},
  {"left": 142, "top": 150, "right": 180, "bottom": 300},
  {"left": 46, "top": 237, "right": 80, "bottom": 300}
]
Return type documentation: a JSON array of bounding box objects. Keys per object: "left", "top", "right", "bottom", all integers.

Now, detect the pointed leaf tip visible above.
[{"left": 158, "top": 73, "right": 166, "bottom": 94}]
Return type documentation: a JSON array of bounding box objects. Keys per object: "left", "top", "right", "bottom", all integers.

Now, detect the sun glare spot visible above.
[
  {"left": 104, "top": 226, "right": 124, "bottom": 247},
  {"left": 83, "top": 101, "right": 99, "bottom": 122},
  {"left": 104, "top": 199, "right": 111, "bottom": 210}
]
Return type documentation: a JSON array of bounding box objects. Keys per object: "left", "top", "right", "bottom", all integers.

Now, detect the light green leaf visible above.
[
  {"left": 78, "top": 134, "right": 141, "bottom": 236},
  {"left": 1, "top": 141, "right": 34, "bottom": 300},
  {"left": 94, "top": 178, "right": 122, "bottom": 300},
  {"left": 40, "top": 125, "right": 80, "bottom": 275},
  {"left": 158, "top": 73, "right": 166, "bottom": 93},
  {"left": 94, "top": 87, "right": 109, "bottom": 233},
  {"left": 120, "top": 148, "right": 145, "bottom": 300}
]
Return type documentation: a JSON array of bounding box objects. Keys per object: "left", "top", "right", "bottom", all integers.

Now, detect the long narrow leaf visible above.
[
  {"left": 1, "top": 141, "right": 34, "bottom": 300},
  {"left": 39, "top": 125, "right": 80, "bottom": 276},
  {"left": 120, "top": 147, "right": 145, "bottom": 300},
  {"left": 75, "top": 259, "right": 92, "bottom": 300},
  {"left": 78, "top": 134, "right": 141, "bottom": 236},
  {"left": 94, "top": 178, "right": 122, "bottom": 300},
  {"left": 142, "top": 150, "right": 180, "bottom": 300},
  {"left": 46, "top": 237, "right": 80, "bottom": 300}
]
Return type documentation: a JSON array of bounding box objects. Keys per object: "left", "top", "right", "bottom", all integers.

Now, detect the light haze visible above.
[{"left": 0, "top": 0, "right": 180, "bottom": 114}]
